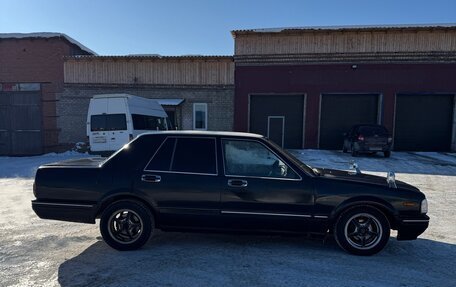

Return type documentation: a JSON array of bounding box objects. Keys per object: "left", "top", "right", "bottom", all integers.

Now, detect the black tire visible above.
[
  {"left": 334, "top": 206, "right": 390, "bottom": 256},
  {"left": 384, "top": 151, "right": 391, "bottom": 158},
  {"left": 351, "top": 145, "right": 358, "bottom": 157},
  {"left": 100, "top": 200, "right": 154, "bottom": 251}
]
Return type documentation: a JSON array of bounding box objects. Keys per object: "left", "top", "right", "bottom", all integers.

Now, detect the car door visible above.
[
  {"left": 220, "top": 138, "right": 315, "bottom": 232},
  {"left": 138, "top": 136, "right": 222, "bottom": 229}
]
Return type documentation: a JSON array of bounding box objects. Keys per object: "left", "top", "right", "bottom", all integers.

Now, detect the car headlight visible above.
[{"left": 421, "top": 199, "right": 428, "bottom": 214}]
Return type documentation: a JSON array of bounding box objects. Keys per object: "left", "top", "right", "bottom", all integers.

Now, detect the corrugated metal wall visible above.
[
  {"left": 235, "top": 30, "right": 456, "bottom": 55},
  {"left": 64, "top": 57, "right": 234, "bottom": 85}
]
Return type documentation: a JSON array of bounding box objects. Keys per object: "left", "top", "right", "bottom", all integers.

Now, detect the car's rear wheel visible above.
[
  {"left": 334, "top": 206, "right": 390, "bottom": 256},
  {"left": 384, "top": 151, "right": 391, "bottom": 158},
  {"left": 100, "top": 200, "right": 154, "bottom": 251},
  {"left": 351, "top": 144, "right": 358, "bottom": 157}
]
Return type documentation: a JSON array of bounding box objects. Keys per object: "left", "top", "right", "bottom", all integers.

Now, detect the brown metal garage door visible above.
[
  {"left": 394, "top": 94, "right": 454, "bottom": 151},
  {"left": 0, "top": 91, "right": 43, "bottom": 155},
  {"left": 249, "top": 94, "right": 305, "bottom": 149},
  {"left": 320, "top": 94, "right": 379, "bottom": 150}
]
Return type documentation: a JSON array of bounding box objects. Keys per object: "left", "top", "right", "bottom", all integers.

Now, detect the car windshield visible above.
[
  {"left": 265, "top": 138, "right": 315, "bottom": 175},
  {"left": 358, "top": 126, "right": 388, "bottom": 136}
]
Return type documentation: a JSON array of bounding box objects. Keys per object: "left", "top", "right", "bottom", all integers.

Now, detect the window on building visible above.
[
  {"left": 90, "top": 114, "right": 127, "bottom": 131},
  {"left": 171, "top": 137, "right": 216, "bottom": 174},
  {"left": 222, "top": 139, "right": 298, "bottom": 179},
  {"left": 193, "top": 103, "right": 207, "bottom": 130}
]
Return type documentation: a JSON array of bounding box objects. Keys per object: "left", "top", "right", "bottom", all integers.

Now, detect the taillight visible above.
[{"left": 357, "top": 135, "right": 364, "bottom": 141}]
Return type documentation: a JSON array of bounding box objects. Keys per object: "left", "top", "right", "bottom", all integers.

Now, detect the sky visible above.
[{"left": 0, "top": 0, "right": 455, "bottom": 56}]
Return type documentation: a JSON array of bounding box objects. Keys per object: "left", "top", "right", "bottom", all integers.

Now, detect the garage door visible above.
[
  {"left": 320, "top": 94, "right": 379, "bottom": 150},
  {"left": 394, "top": 94, "right": 454, "bottom": 151},
  {"left": 249, "top": 94, "right": 304, "bottom": 149},
  {"left": 0, "top": 92, "right": 43, "bottom": 155}
]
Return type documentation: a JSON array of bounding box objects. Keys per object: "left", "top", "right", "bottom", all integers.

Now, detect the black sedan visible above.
[
  {"left": 32, "top": 131, "right": 429, "bottom": 255},
  {"left": 343, "top": 124, "right": 392, "bottom": 157}
]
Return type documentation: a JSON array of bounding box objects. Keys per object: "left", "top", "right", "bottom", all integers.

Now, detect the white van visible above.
[{"left": 87, "top": 94, "right": 170, "bottom": 154}]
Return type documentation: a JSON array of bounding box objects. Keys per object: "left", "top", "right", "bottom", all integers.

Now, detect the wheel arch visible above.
[
  {"left": 95, "top": 191, "right": 158, "bottom": 222},
  {"left": 330, "top": 196, "right": 398, "bottom": 229}
]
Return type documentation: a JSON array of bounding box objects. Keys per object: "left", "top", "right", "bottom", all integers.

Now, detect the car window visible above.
[
  {"left": 91, "top": 114, "right": 127, "bottom": 131},
  {"left": 132, "top": 114, "right": 167, "bottom": 130},
  {"left": 171, "top": 138, "right": 217, "bottom": 174},
  {"left": 145, "top": 137, "right": 176, "bottom": 171},
  {"left": 222, "top": 139, "right": 299, "bottom": 179},
  {"left": 359, "top": 126, "right": 388, "bottom": 136}
]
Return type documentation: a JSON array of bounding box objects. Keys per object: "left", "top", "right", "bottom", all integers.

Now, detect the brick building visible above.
[
  {"left": 59, "top": 56, "right": 234, "bottom": 146},
  {"left": 0, "top": 33, "right": 94, "bottom": 155},
  {"left": 232, "top": 24, "right": 456, "bottom": 151}
]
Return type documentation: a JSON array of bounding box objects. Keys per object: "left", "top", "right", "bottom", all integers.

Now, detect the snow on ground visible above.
[{"left": 0, "top": 150, "right": 455, "bottom": 287}]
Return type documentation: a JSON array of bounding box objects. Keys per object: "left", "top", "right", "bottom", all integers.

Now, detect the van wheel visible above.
[
  {"left": 100, "top": 200, "right": 154, "bottom": 251},
  {"left": 334, "top": 206, "right": 390, "bottom": 256}
]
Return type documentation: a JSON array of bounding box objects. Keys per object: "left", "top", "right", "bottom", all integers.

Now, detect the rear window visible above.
[
  {"left": 91, "top": 114, "right": 127, "bottom": 131},
  {"left": 358, "top": 126, "right": 388, "bottom": 136},
  {"left": 172, "top": 138, "right": 217, "bottom": 174},
  {"left": 145, "top": 137, "right": 217, "bottom": 175}
]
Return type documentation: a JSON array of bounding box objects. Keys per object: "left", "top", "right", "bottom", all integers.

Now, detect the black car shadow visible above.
[{"left": 58, "top": 232, "right": 456, "bottom": 287}]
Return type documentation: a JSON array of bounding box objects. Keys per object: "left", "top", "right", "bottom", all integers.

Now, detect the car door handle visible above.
[
  {"left": 141, "top": 174, "right": 161, "bottom": 183},
  {"left": 228, "top": 179, "right": 248, "bottom": 188}
]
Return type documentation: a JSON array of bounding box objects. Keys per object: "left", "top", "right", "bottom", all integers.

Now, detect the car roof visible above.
[{"left": 138, "top": 130, "right": 264, "bottom": 139}]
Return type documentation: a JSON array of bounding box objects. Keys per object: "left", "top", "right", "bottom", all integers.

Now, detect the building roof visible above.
[
  {"left": 154, "top": 99, "right": 185, "bottom": 106},
  {"left": 231, "top": 23, "right": 456, "bottom": 36},
  {"left": 0, "top": 32, "right": 96, "bottom": 55},
  {"left": 66, "top": 55, "right": 232, "bottom": 61}
]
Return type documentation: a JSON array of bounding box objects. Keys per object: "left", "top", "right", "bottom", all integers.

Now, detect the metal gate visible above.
[
  {"left": 319, "top": 94, "right": 379, "bottom": 150},
  {"left": 249, "top": 94, "right": 305, "bottom": 149},
  {"left": 0, "top": 91, "right": 43, "bottom": 155},
  {"left": 394, "top": 94, "right": 454, "bottom": 151}
]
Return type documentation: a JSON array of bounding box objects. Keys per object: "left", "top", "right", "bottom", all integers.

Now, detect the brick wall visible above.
[
  {"left": 58, "top": 84, "right": 234, "bottom": 146},
  {"left": 0, "top": 37, "right": 91, "bottom": 153}
]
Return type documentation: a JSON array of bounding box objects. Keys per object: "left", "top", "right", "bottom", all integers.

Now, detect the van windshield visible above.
[
  {"left": 132, "top": 114, "right": 168, "bottom": 130},
  {"left": 91, "top": 114, "right": 127, "bottom": 131}
]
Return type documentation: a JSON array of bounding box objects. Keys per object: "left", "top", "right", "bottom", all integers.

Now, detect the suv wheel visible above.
[
  {"left": 334, "top": 206, "right": 390, "bottom": 256},
  {"left": 100, "top": 200, "right": 154, "bottom": 251},
  {"left": 351, "top": 145, "right": 358, "bottom": 157}
]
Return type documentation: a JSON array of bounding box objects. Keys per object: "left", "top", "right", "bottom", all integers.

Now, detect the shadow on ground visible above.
[{"left": 58, "top": 232, "right": 456, "bottom": 287}]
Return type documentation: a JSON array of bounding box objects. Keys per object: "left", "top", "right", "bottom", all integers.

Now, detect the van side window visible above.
[
  {"left": 145, "top": 138, "right": 176, "bottom": 171},
  {"left": 171, "top": 138, "right": 217, "bottom": 174},
  {"left": 132, "top": 114, "right": 167, "bottom": 130},
  {"left": 91, "top": 114, "right": 127, "bottom": 131}
]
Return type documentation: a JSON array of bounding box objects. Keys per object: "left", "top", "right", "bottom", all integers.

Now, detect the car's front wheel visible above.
[
  {"left": 100, "top": 200, "right": 154, "bottom": 251},
  {"left": 334, "top": 206, "right": 390, "bottom": 256}
]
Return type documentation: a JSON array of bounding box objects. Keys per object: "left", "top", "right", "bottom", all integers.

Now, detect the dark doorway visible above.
[
  {"left": 394, "top": 94, "right": 454, "bottom": 151},
  {"left": 319, "top": 94, "right": 379, "bottom": 150},
  {"left": 249, "top": 94, "right": 304, "bottom": 149},
  {"left": 0, "top": 91, "right": 43, "bottom": 155},
  {"left": 267, "top": 116, "right": 285, "bottom": 147}
]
